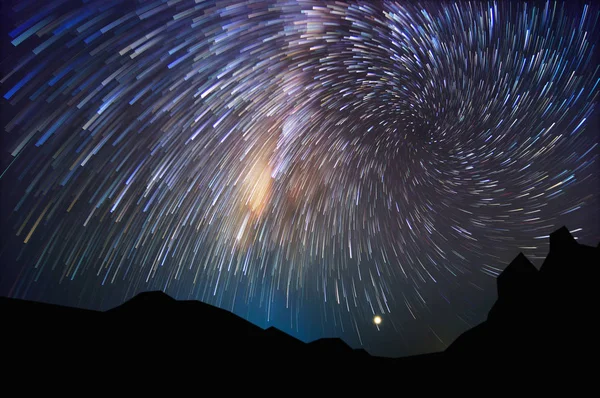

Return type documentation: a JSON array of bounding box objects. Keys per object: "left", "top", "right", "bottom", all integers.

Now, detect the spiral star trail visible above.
[{"left": 0, "top": 0, "right": 598, "bottom": 357}]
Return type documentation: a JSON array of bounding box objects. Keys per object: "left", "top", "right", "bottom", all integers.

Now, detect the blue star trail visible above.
[{"left": 0, "top": 0, "right": 598, "bottom": 357}]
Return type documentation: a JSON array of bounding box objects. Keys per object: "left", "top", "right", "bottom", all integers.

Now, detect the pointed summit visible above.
[
  {"left": 500, "top": 252, "right": 537, "bottom": 276},
  {"left": 497, "top": 252, "right": 538, "bottom": 299},
  {"left": 540, "top": 226, "right": 577, "bottom": 274},
  {"left": 549, "top": 226, "right": 577, "bottom": 251}
]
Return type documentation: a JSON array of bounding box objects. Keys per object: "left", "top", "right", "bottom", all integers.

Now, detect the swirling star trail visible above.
[{"left": 0, "top": 0, "right": 598, "bottom": 357}]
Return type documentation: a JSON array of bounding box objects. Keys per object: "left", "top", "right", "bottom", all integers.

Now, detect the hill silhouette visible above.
[{"left": 1, "top": 226, "right": 597, "bottom": 375}]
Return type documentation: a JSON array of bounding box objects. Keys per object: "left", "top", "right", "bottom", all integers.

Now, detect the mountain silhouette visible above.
[
  {"left": 446, "top": 226, "right": 598, "bottom": 367},
  {"left": 1, "top": 226, "right": 597, "bottom": 376}
]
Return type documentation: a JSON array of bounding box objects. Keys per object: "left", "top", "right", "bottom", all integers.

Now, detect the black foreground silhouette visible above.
[{"left": 2, "top": 226, "right": 597, "bottom": 373}]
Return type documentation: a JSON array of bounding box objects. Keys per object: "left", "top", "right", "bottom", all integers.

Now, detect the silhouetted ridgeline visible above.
[
  {"left": 446, "top": 226, "right": 598, "bottom": 363},
  {"left": 1, "top": 226, "right": 597, "bottom": 376}
]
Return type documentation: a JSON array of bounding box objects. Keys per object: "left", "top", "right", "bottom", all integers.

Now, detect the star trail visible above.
[{"left": 0, "top": 0, "right": 598, "bottom": 357}]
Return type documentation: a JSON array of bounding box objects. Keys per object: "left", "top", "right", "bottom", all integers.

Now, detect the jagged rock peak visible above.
[
  {"left": 549, "top": 226, "right": 577, "bottom": 250},
  {"left": 497, "top": 252, "right": 537, "bottom": 298},
  {"left": 500, "top": 252, "right": 537, "bottom": 277}
]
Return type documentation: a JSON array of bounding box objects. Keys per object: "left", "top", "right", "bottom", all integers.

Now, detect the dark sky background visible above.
[{"left": 0, "top": 0, "right": 598, "bottom": 358}]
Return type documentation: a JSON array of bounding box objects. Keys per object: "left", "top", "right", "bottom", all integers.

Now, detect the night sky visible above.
[{"left": 0, "top": 0, "right": 598, "bottom": 358}]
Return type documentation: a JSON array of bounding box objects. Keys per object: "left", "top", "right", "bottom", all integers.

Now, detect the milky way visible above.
[{"left": 1, "top": 0, "right": 598, "bottom": 357}]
